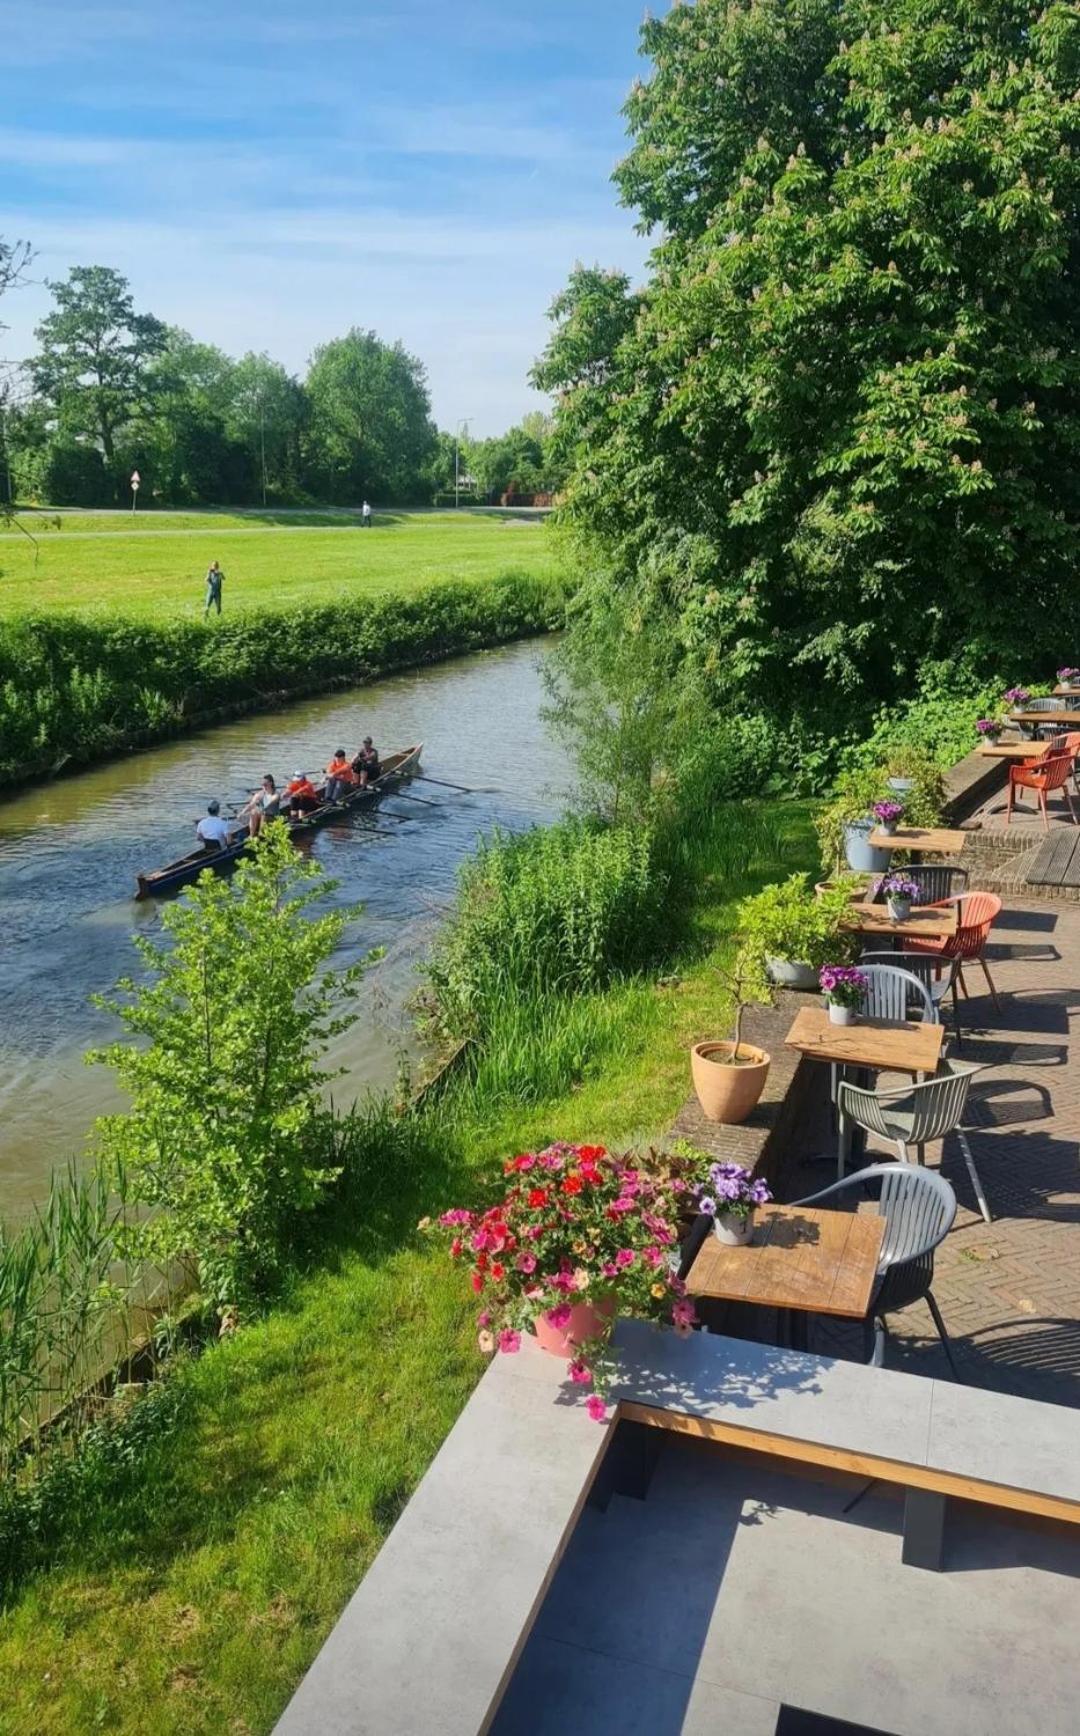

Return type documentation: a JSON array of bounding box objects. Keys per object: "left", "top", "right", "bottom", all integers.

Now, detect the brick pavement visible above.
[{"left": 786, "top": 898, "right": 1080, "bottom": 1403}]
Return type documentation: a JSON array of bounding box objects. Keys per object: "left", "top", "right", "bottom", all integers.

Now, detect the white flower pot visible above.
[
  {"left": 766, "top": 957, "right": 819, "bottom": 991},
  {"left": 887, "top": 777, "right": 915, "bottom": 795},
  {"left": 887, "top": 897, "right": 912, "bottom": 923},
  {"left": 828, "top": 1003, "right": 855, "bottom": 1026},
  {"left": 713, "top": 1211, "right": 755, "bottom": 1247}
]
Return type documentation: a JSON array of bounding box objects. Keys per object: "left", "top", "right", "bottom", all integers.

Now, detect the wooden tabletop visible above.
[
  {"left": 1054, "top": 685, "right": 1080, "bottom": 696},
  {"left": 1012, "top": 709, "right": 1080, "bottom": 726},
  {"left": 785, "top": 1004, "right": 945, "bottom": 1075},
  {"left": 979, "top": 742, "right": 1051, "bottom": 759},
  {"left": 844, "top": 900, "right": 959, "bottom": 940},
  {"left": 686, "top": 1204, "right": 886, "bottom": 1320},
  {"left": 866, "top": 825, "right": 968, "bottom": 853}
]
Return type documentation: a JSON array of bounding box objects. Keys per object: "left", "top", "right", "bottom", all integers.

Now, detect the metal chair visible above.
[
  {"left": 835, "top": 1060, "right": 992, "bottom": 1223},
  {"left": 859, "top": 964, "right": 936, "bottom": 1024},
  {"left": 794, "top": 1164, "right": 961, "bottom": 1375},
  {"left": 904, "top": 864, "right": 968, "bottom": 905},
  {"left": 860, "top": 950, "right": 961, "bottom": 1040},
  {"left": 1013, "top": 696, "right": 1068, "bottom": 738}
]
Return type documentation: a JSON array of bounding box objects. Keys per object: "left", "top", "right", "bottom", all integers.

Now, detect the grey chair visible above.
[
  {"left": 835, "top": 1059, "right": 992, "bottom": 1223},
  {"left": 1014, "top": 696, "right": 1067, "bottom": 738},
  {"left": 904, "top": 864, "right": 968, "bottom": 905},
  {"left": 859, "top": 963, "right": 936, "bottom": 1024},
  {"left": 794, "top": 1163, "right": 961, "bottom": 1376},
  {"left": 860, "top": 949, "right": 962, "bottom": 1042}
]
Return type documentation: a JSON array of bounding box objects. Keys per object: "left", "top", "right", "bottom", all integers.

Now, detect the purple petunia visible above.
[
  {"left": 1058, "top": 669, "right": 1080, "bottom": 682},
  {"left": 696, "top": 1161, "right": 772, "bottom": 1219},
  {"left": 873, "top": 800, "right": 905, "bottom": 823},
  {"left": 975, "top": 718, "right": 1002, "bottom": 736},
  {"left": 1004, "top": 686, "right": 1030, "bottom": 706},
  {"left": 873, "top": 872, "right": 921, "bottom": 901}
]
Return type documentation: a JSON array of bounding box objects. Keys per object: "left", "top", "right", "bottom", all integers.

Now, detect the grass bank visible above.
[
  {"left": 0, "top": 797, "right": 815, "bottom": 1735},
  {"left": 0, "top": 570, "right": 564, "bottom": 788},
  {"left": 0, "top": 510, "right": 555, "bottom": 621}
]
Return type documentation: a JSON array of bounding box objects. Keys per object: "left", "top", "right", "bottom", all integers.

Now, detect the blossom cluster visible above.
[
  {"left": 874, "top": 871, "right": 921, "bottom": 902},
  {"left": 427, "top": 1144, "right": 696, "bottom": 1421},
  {"left": 975, "top": 718, "right": 1002, "bottom": 737},
  {"left": 819, "top": 963, "right": 868, "bottom": 1008},
  {"left": 1058, "top": 669, "right": 1080, "bottom": 683},
  {"left": 696, "top": 1161, "right": 771, "bottom": 1223},
  {"left": 1004, "top": 687, "right": 1030, "bottom": 707},
  {"left": 872, "top": 800, "right": 904, "bottom": 823}
]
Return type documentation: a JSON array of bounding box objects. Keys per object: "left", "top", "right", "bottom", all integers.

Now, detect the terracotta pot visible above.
[
  {"left": 532, "top": 1294, "right": 617, "bottom": 1358},
  {"left": 690, "top": 1041, "right": 771, "bottom": 1124}
]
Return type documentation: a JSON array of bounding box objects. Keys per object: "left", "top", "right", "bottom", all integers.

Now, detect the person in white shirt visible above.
[
  {"left": 196, "top": 799, "right": 233, "bottom": 851},
  {"left": 361, "top": 500, "right": 372, "bottom": 527}
]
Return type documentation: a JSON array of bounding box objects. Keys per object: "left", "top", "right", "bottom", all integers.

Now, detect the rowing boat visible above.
[{"left": 135, "top": 743, "right": 424, "bottom": 898}]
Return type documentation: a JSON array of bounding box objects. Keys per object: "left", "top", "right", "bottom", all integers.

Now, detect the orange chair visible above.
[
  {"left": 905, "top": 890, "right": 1003, "bottom": 1016},
  {"left": 1006, "top": 746, "right": 1078, "bottom": 830}
]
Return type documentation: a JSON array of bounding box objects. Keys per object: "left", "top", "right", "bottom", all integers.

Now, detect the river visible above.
[{"left": 0, "top": 637, "right": 566, "bottom": 1223}]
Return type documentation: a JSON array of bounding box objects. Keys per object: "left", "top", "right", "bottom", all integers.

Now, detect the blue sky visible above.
[{"left": 0, "top": 1, "right": 655, "bottom": 433}]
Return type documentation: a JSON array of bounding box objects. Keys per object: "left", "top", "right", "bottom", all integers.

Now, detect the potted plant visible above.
[
  {"left": 1004, "top": 686, "right": 1031, "bottom": 711},
  {"left": 874, "top": 869, "right": 921, "bottom": 923},
  {"left": 883, "top": 746, "right": 924, "bottom": 796},
  {"left": 1058, "top": 667, "right": 1080, "bottom": 691},
  {"left": 690, "top": 949, "right": 772, "bottom": 1124},
  {"left": 426, "top": 1142, "right": 697, "bottom": 1420},
  {"left": 820, "top": 963, "right": 867, "bottom": 1026},
  {"left": 695, "top": 1161, "right": 773, "bottom": 1246},
  {"left": 815, "top": 767, "right": 891, "bottom": 874},
  {"left": 976, "top": 718, "right": 1003, "bottom": 742},
  {"left": 873, "top": 799, "right": 905, "bottom": 837},
  {"left": 737, "top": 874, "right": 859, "bottom": 990}
]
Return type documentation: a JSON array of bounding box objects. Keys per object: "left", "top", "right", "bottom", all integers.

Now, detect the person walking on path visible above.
[
  {"left": 361, "top": 500, "right": 372, "bottom": 528},
  {"left": 204, "top": 560, "right": 224, "bottom": 616}
]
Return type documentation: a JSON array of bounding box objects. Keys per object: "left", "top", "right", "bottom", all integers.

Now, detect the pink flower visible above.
[
  {"left": 672, "top": 1299, "right": 697, "bottom": 1328},
  {"left": 673, "top": 1321, "right": 693, "bottom": 1340},
  {"left": 614, "top": 1249, "right": 635, "bottom": 1270},
  {"left": 546, "top": 1303, "right": 573, "bottom": 1329},
  {"left": 515, "top": 1251, "right": 538, "bottom": 1274},
  {"left": 610, "top": 1197, "right": 636, "bottom": 1215},
  {"left": 568, "top": 1359, "right": 593, "bottom": 1385},
  {"left": 524, "top": 1283, "right": 543, "bottom": 1300},
  {"left": 585, "top": 1395, "right": 608, "bottom": 1423},
  {"left": 477, "top": 1310, "right": 491, "bottom": 1328},
  {"left": 601, "top": 1261, "right": 618, "bottom": 1278},
  {"left": 498, "top": 1329, "right": 521, "bottom": 1354},
  {"left": 642, "top": 1246, "right": 663, "bottom": 1268},
  {"left": 440, "top": 1208, "right": 472, "bottom": 1227},
  {"left": 471, "top": 1229, "right": 491, "bottom": 1252},
  {"left": 549, "top": 1270, "right": 575, "bottom": 1292},
  {"left": 478, "top": 1329, "right": 495, "bottom": 1353}
]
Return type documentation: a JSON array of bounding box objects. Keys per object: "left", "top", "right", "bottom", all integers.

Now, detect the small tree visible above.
[{"left": 90, "top": 824, "right": 365, "bottom": 1316}]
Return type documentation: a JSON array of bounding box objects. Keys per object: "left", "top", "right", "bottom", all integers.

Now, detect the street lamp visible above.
[{"left": 454, "top": 417, "right": 472, "bottom": 511}]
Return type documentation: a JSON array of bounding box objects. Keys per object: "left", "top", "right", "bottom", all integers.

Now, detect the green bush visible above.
[
  {"left": 737, "top": 873, "right": 859, "bottom": 974},
  {"left": 0, "top": 571, "right": 565, "bottom": 786}
]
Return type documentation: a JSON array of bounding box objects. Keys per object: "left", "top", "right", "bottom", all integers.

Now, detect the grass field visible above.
[{"left": 0, "top": 510, "right": 557, "bottom": 621}]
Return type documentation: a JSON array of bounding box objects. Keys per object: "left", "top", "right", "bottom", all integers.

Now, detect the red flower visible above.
[
  {"left": 450, "top": 1237, "right": 463, "bottom": 1259},
  {"left": 490, "top": 1261, "right": 506, "bottom": 1281},
  {"left": 528, "top": 1188, "right": 549, "bottom": 1209},
  {"left": 561, "top": 1174, "right": 583, "bottom": 1195},
  {"left": 578, "top": 1146, "right": 606, "bottom": 1160},
  {"left": 470, "top": 1272, "right": 485, "bottom": 1293}
]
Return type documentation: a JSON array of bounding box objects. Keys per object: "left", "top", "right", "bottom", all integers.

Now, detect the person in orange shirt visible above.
[
  {"left": 285, "top": 771, "right": 320, "bottom": 818},
  {"left": 324, "top": 749, "right": 358, "bottom": 804}
]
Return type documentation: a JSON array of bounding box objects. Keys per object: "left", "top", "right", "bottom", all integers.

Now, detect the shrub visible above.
[{"left": 737, "top": 873, "right": 859, "bottom": 974}]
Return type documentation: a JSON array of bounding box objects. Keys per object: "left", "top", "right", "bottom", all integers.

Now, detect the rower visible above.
[
  {"left": 324, "top": 749, "right": 358, "bottom": 804},
  {"left": 284, "top": 771, "right": 320, "bottom": 818},
  {"left": 352, "top": 736, "right": 381, "bottom": 787},
  {"left": 196, "top": 799, "right": 233, "bottom": 852},
  {"left": 238, "top": 774, "right": 280, "bottom": 837}
]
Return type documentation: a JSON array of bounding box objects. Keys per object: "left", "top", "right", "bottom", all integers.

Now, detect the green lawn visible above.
[
  {"left": 0, "top": 510, "right": 557, "bottom": 621},
  {"left": 0, "top": 802, "right": 816, "bottom": 1736}
]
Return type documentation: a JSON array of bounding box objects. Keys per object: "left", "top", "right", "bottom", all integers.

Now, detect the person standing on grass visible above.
[
  {"left": 204, "top": 560, "right": 224, "bottom": 616},
  {"left": 361, "top": 500, "right": 372, "bottom": 528}
]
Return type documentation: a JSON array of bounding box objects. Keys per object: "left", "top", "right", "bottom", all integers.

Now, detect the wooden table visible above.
[
  {"left": 979, "top": 742, "right": 1050, "bottom": 759},
  {"left": 786, "top": 1005, "right": 945, "bottom": 1177},
  {"left": 686, "top": 1204, "right": 886, "bottom": 1337},
  {"left": 1011, "top": 709, "right": 1080, "bottom": 727},
  {"left": 867, "top": 825, "right": 967, "bottom": 854},
  {"left": 843, "top": 900, "right": 959, "bottom": 942}
]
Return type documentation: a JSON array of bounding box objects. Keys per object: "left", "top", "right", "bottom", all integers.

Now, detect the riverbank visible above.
[
  {"left": 0, "top": 798, "right": 815, "bottom": 1735},
  {"left": 0, "top": 570, "right": 564, "bottom": 789}
]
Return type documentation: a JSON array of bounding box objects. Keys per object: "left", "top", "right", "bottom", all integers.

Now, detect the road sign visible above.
[{"left": 130, "top": 470, "right": 141, "bottom": 488}]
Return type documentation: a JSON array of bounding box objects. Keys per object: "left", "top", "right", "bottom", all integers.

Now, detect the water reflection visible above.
[{"left": 0, "top": 637, "right": 565, "bottom": 1220}]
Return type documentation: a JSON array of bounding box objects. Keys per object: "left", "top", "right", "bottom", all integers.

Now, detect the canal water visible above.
[{"left": 0, "top": 637, "right": 566, "bottom": 1223}]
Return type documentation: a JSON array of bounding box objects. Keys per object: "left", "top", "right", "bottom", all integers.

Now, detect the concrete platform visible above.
[{"left": 493, "top": 1434, "right": 1080, "bottom": 1736}]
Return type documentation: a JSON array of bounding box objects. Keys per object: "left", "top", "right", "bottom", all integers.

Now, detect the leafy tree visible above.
[
  {"left": 30, "top": 265, "right": 166, "bottom": 471},
  {"left": 228, "top": 351, "right": 308, "bottom": 503},
  {"left": 305, "top": 328, "right": 436, "bottom": 502},
  {"left": 0, "top": 238, "right": 32, "bottom": 518},
  {"left": 135, "top": 328, "right": 249, "bottom": 504},
  {"left": 90, "top": 825, "right": 366, "bottom": 1316},
  {"left": 537, "top": 0, "right": 1080, "bottom": 743}
]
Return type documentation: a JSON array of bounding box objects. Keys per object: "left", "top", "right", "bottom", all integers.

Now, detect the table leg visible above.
[{"left": 902, "top": 1488, "right": 947, "bottom": 1571}]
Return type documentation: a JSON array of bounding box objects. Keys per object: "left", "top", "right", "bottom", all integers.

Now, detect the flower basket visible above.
[{"left": 533, "top": 1294, "right": 616, "bottom": 1357}]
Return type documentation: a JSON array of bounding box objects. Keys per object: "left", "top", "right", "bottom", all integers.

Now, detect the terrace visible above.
[{"left": 275, "top": 746, "right": 1080, "bottom": 1736}]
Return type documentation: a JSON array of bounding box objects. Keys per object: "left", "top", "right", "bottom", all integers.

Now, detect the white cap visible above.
[{"left": 294, "top": 770, "right": 305, "bottom": 779}]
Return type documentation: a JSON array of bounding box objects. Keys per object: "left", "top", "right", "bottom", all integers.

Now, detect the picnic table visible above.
[
  {"left": 843, "top": 900, "right": 959, "bottom": 942},
  {"left": 685, "top": 1203, "right": 886, "bottom": 1349},
  {"left": 866, "top": 825, "right": 967, "bottom": 854}
]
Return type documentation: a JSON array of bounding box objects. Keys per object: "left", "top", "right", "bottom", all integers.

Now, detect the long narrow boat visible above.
[{"left": 135, "top": 743, "right": 423, "bottom": 898}]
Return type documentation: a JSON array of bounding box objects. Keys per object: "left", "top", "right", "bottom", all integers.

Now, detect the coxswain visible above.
[
  {"left": 352, "top": 736, "right": 381, "bottom": 787},
  {"left": 285, "top": 771, "right": 320, "bottom": 818},
  {"left": 324, "top": 748, "right": 358, "bottom": 804},
  {"left": 196, "top": 799, "right": 233, "bottom": 852}
]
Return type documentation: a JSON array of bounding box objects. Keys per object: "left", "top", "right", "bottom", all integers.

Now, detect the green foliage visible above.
[
  {"left": 426, "top": 819, "right": 664, "bottom": 1042},
  {"left": 814, "top": 764, "right": 889, "bottom": 872},
  {"left": 0, "top": 570, "right": 562, "bottom": 785},
  {"left": 305, "top": 328, "right": 436, "bottom": 503},
  {"left": 537, "top": 0, "right": 1080, "bottom": 741},
  {"left": 90, "top": 824, "right": 365, "bottom": 1316},
  {"left": 737, "top": 873, "right": 858, "bottom": 973}
]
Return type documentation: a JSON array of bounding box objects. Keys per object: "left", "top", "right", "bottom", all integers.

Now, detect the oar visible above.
[
  {"left": 389, "top": 789, "right": 444, "bottom": 808},
  {"left": 413, "top": 775, "right": 486, "bottom": 794}
]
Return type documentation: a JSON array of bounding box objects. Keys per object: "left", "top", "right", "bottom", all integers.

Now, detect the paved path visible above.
[{"left": 789, "top": 900, "right": 1080, "bottom": 1402}]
